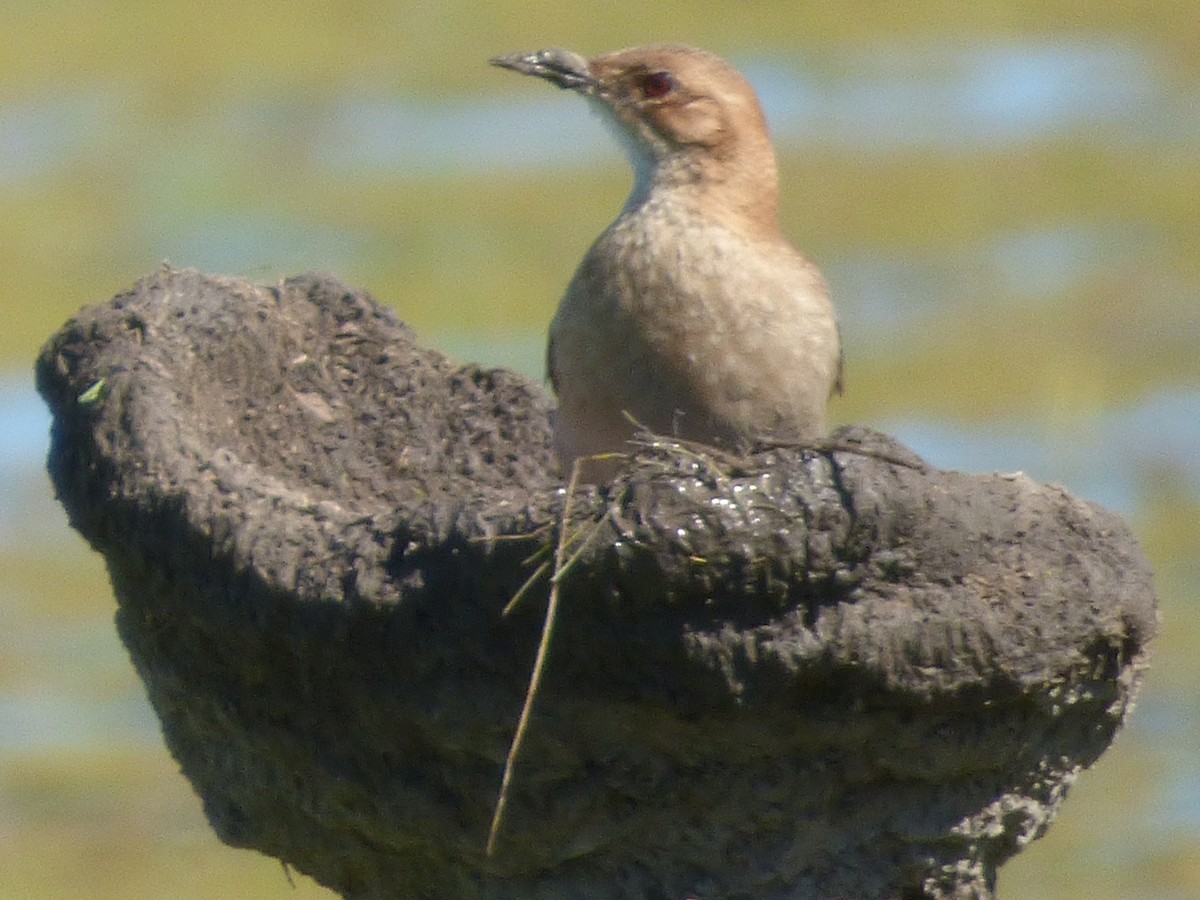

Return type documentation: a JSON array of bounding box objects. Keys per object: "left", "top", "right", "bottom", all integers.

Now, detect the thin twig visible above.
[{"left": 485, "top": 457, "right": 585, "bottom": 857}]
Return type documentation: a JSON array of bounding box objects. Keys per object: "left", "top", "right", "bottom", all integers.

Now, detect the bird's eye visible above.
[{"left": 639, "top": 71, "right": 676, "bottom": 99}]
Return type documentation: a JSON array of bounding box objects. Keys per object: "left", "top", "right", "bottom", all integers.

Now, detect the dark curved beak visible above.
[{"left": 490, "top": 48, "right": 595, "bottom": 94}]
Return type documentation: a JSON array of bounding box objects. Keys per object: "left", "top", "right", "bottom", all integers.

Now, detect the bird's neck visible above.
[{"left": 622, "top": 145, "right": 782, "bottom": 242}]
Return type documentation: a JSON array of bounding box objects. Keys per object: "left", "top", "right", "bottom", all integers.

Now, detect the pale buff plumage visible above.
[{"left": 492, "top": 45, "right": 843, "bottom": 473}]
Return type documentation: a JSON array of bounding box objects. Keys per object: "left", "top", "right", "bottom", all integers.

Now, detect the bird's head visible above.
[{"left": 491, "top": 45, "right": 779, "bottom": 220}]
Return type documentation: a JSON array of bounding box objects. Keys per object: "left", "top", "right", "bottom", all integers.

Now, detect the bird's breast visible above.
[{"left": 550, "top": 200, "right": 841, "bottom": 457}]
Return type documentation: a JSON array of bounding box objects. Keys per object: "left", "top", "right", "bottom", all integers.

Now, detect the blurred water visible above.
[
  {"left": 882, "top": 388, "right": 1200, "bottom": 513},
  {"left": 4, "top": 37, "right": 1188, "bottom": 332},
  {"left": 0, "top": 374, "right": 48, "bottom": 460},
  {"left": 308, "top": 39, "right": 1193, "bottom": 178},
  {"left": 0, "top": 689, "right": 159, "bottom": 754},
  {"left": 0, "top": 374, "right": 61, "bottom": 549},
  {"left": 752, "top": 40, "right": 1186, "bottom": 147},
  {"left": 4, "top": 39, "right": 1192, "bottom": 183},
  {"left": 0, "top": 89, "right": 121, "bottom": 186},
  {"left": 3, "top": 37, "right": 1187, "bottom": 341},
  {"left": 0, "top": 373, "right": 155, "bottom": 751}
]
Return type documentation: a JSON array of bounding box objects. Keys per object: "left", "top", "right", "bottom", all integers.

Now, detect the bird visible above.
[{"left": 491, "top": 45, "right": 843, "bottom": 477}]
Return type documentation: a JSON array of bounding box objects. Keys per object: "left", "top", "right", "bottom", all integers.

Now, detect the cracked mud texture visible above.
[{"left": 36, "top": 267, "right": 1158, "bottom": 899}]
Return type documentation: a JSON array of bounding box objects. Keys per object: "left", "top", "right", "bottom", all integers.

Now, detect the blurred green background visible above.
[{"left": 2, "top": 1, "right": 1197, "bottom": 897}]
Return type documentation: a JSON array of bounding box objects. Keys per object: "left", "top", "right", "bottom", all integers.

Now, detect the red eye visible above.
[{"left": 640, "top": 71, "right": 675, "bottom": 99}]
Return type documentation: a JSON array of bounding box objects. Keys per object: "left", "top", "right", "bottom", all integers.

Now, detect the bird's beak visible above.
[{"left": 490, "top": 48, "right": 595, "bottom": 94}]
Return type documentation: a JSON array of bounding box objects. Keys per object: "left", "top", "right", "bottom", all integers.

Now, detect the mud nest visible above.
[{"left": 36, "top": 267, "right": 1157, "bottom": 899}]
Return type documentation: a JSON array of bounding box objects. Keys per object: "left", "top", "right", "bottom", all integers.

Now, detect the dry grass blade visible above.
[
  {"left": 501, "top": 559, "right": 551, "bottom": 617},
  {"left": 486, "top": 457, "right": 588, "bottom": 856}
]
